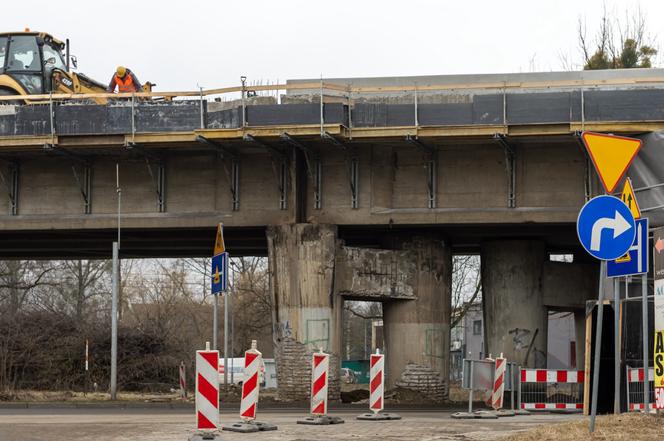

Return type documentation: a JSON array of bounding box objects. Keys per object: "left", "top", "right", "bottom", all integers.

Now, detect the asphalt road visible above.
[{"left": 0, "top": 408, "right": 582, "bottom": 441}]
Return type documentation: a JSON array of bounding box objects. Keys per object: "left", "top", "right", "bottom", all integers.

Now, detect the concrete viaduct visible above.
[{"left": 1, "top": 69, "right": 663, "bottom": 401}]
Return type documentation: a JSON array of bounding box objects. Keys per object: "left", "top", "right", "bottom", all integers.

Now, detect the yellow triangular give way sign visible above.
[
  {"left": 581, "top": 132, "right": 642, "bottom": 193},
  {"left": 213, "top": 223, "right": 226, "bottom": 255}
]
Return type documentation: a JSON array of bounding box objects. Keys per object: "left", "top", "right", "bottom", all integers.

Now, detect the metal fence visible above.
[
  {"left": 625, "top": 366, "right": 655, "bottom": 411},
  {"left": 461, "top": 359, "right": 518, "bottom": 412},
  {"left": 519, "top": 369, "right": 584, "bottom": 411}
]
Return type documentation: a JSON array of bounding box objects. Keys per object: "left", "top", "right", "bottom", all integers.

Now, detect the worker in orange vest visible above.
[{"left": 107, "top": 66, "right": 143, "bottom": 93}]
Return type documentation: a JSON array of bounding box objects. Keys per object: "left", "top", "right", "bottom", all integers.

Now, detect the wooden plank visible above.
[
  {"left": 4, "top": 74, "right": 664, "bottom": 102},
  {"left": 570, "top": 121, "right": 664, "bottom": 133},
  {"left": 0, "top": 135, "right": 56, "bottom": 147}
]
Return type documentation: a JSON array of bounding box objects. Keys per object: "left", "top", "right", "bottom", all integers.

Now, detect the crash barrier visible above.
[
  {"left": 357, "top": 350, "right": 401, "bottom": 421},
  {"left": 626, "top": 366, "right": 655, "bottom": 411},
  {"left": 297, "top": 349, "right": 344, "bottom": 425},
  {"left": 453, "top": 358, "right": 519, "bottom": 419},
  {"left": 222, "top": 340, "right": 277, "bottom": 433},
  {"left": 179, "top": 361, "right": 187, "bottom": 400},
  {"left": 195, "top": 344, "right": 219, "bottom": 432},
  {"left": 519, "top": 369, "right": 584, "bottom": 411}
]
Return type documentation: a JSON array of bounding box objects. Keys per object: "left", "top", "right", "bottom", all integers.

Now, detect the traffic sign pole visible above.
[
  {"left": 614, "top": 277, "right": 620, "bottom": 414},
  {"left": 224, "top": 292, "right": 229, "bottom": 388},
  {"left": 590, "top": 261, "right": 606, "bottom": 433}
]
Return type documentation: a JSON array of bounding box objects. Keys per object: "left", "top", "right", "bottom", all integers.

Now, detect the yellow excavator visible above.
[{"left": 0, "top": 30, "right": 152, "bottom": 104}]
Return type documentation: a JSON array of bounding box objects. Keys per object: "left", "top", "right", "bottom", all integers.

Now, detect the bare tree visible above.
[{"left": 450, "top": 255, "right": 481, "bottom": 329}]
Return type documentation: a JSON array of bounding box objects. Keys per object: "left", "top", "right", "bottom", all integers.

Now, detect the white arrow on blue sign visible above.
[
  {"left": 577, "top": 195, "right": 636, "bottom": 261},
  {"left": 211, "top": 252, "right": 229, "bottom": 294},
  {"left": 607, "top": 218, "right": 648, "bottom": 277}
]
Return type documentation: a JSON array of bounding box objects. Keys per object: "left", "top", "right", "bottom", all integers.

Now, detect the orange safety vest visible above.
[{"left": 114, "top": 72, "right": 136, "bottom": 93}]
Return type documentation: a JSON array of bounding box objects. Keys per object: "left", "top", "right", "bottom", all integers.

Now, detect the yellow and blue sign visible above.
[
  {"left": 577, "top": 195, "right": 636, "bottom": 261},
  {"left": 211, "top": 252, "right": 229, "bottom": 294},
  {"left": 607, "top": 218, "right": 648, "bottom": 278}
]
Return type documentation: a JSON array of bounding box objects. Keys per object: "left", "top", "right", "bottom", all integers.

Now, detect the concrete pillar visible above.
[
  {"left": 382, "top": 236, "right": 451, "bottom": 402},
  {"left": 481, "top": 240, "right": 548, "bottom": 368},
  {"left": 266, "top": 224, "right": 341, "bottom": 402}
]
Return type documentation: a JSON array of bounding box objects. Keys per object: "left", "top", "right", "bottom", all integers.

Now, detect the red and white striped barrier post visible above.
[
  {"left": 179, "top": 361, "right": 187, "bottom": 400},
  {"left": 519, "top": 368, "right": 584, "bottom": 411},
  {"left": 297, "top": 349, "right": 344, "bottom": 425},
  {"left": 223, "top": 340, "right": 277, "bottom": 433},
  {"left": 490, "top": 354, "right": 515, "bottom": 417},
  {"left": 357, "top": 349, "right": 401, "bottom": 421},
  {"left": 191, "top": 343, "right": 219, "bottom": 440},
  {"left": 492, "top": 355, "right": 506, "bottom": 410}
]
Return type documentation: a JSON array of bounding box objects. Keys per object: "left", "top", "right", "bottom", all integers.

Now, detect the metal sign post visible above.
[
  {"left": 579, "top": 132, "right": 644, "bottom": 431},
  {"left": 211, "top": 223, "right": 229, "bottom": 387}
]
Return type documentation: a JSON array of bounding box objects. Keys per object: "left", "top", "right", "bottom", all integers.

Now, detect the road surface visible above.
[{"left": 0, "top": 407, "right": 582, "bottom": 441}]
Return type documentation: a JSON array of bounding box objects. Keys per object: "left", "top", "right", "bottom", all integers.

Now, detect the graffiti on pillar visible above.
[
  {"left": 424, "top": 328, "right": 444, "bottom": 359},
  {"left": 508, "top": 328, "right": 532, "bottom": 351},
  {"left": 305, "top": 319, "right": 330, "bottom": 351},
  {"left": 274, "top": 321, "right": 293, "bottom": 339},
  {"left": 508, "top": 327, "right": 544, "bottom": 366}
]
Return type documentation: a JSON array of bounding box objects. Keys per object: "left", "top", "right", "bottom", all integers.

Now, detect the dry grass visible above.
[{"left": 503, "top": 413, "right": 664, "bottom": 441}]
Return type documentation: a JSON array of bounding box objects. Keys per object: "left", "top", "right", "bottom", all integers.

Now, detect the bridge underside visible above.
[{"left": 0, "top": 222, "right": 585, "bottom": 259}]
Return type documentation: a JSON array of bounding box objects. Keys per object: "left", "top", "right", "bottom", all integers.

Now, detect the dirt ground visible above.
[{"left": 503, "top": 413, "right": 664, "bottom": 441}]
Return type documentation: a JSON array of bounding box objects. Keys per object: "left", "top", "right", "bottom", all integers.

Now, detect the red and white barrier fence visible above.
[
  {"left": 240, "top": 340, "right": 261, "bottom": 421},
  {"left": 519, "top": 369, "right": 584, "bottom": 411},
  {"left": 310, "top": 350, "right": 329, "bottom": 415},
  {"left": 195, "top": 344, "right": 219, "bottom": 431},
  {"left": 626, "top": 366, "right": 655, "bottom": 412}
]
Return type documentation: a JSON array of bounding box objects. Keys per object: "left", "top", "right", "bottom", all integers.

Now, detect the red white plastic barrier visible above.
[
  {"left": 369, "top": 351, "right": 385, "bottom": 413},
  {"left": 629, "top": 402, "right": 655, "bottom": 411},
  {"left": 519, "top": 369, "right": 584, "bottom": 411},
  {"left": 310, "top": 350, "right": 329, "bottom": 415},
  {"left": 491, "top": 356, "right": 506, "bottom": 410},
  {"left": 626, "top": 366, "right": 655, "bottom": 412},
  {"left": 627, "top": 367, "right": 654, "bottom": 383},
  {"left": 520, "top": 369, "right": 585, "bottom": 384},
  {"left": 195, "top": 345, "right": 219, "bottom": 430},
  {"left": 179, "top": 361, "right": 187, "bottom": 400},
  {"left": 239, "top": 340, "right": 261, "bottom": 421}
]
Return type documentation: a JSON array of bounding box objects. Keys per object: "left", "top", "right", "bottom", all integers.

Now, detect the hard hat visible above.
[{"left": 116, "top": 66, "right": 127, "bottom": 77}]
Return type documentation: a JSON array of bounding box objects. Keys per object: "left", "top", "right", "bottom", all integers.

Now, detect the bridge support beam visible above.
[
  {"left": 267, "top": 224, "right": 341, "bottom": 402},
  {"left": 382, "top": 236, "right": 451, "bottom": 402},
  {"left": 481, "top": 240, "right": 548, "bottom": 368}
]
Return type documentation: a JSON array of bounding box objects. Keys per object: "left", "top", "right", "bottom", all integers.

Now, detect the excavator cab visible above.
[{"left": 0, "top": 31, "right": 108, "bottom": 103}]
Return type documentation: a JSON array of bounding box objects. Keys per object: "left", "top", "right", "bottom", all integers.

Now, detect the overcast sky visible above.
[{"left": 7, "top": 0, "right": 664, "bottom": 91}]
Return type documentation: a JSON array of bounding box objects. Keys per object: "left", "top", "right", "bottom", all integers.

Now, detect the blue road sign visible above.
[
  {"left": 577, "top": 195, "right": 636, "bottom": 261},
  {"left": 211, "top": 252, "right": 229, "bottom": 294},
  {"left": 607, "top": 218, "right": 649, "bottom": 277}
]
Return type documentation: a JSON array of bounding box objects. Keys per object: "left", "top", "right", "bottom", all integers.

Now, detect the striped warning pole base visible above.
[
  {"left": 297, "top": 349, "right": 344, "bottom": 425},
  {"left": 357, "top": 349, "right": 401, "bottom": 421},
  {"left": 189, "top": 343, "right": 221, "bottom": 441},
  {"left": 223, "top": 340, "right": 277, "bottom": 433}
]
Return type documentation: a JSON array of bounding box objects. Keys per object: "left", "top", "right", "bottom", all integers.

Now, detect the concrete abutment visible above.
[
  {"left": 383, "top": 236, "right": 452, "bottom": 402},
  {"left": 267, "top": 224, "right": 342, "bottom": 402}
]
